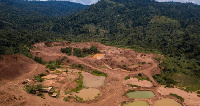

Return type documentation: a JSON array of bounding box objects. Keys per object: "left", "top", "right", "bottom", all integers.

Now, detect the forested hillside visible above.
[
  {"left": 0, "top": 0, "right": 200, "bottom": 90},
  {"left": 55, "top": 0, "right": 200, "bottom": 91},
  {"left": 0, "top": 0, "right": 87, "bottom": 56}
]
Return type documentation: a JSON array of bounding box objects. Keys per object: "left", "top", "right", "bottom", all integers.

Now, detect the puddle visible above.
[
  {"left": 75, "top": 88, "right": 100, "bottom": 101},
  {"left": 153, "top": 98, "right": 181, "bottom": 106},
  {"left": 124, "top": 101, "right": 149, "bottom": 106},
  {"left": 93, "top": 54, "right": 105, "bottom": 59},
  {"left": 126, "top": 91, "right": 155, "bottom": 99},
  {"left": 82, "top": 72, "right": 105, "bottom": 88}
]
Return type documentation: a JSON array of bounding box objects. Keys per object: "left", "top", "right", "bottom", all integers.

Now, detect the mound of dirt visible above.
[{"left": 0, "top": 54, "right": 47, "bottom": 81}]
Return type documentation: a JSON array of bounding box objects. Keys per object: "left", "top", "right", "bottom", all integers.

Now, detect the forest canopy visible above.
[{"left": 0, "top": 0, "right": 200, "bottom": 90}]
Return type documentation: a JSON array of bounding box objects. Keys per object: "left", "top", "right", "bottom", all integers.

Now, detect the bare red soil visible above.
[{"left": 0, "top": 42, "right": 199, "bottom": 106}]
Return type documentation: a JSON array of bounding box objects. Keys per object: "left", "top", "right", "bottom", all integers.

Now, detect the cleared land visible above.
[{"left": 0, "top": 42, "right": 199, "bottom": 106}]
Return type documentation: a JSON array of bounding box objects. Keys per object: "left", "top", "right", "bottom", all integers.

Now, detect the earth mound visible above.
[{"left": 0, "top": 54, "right": 47, "bottom": 82}]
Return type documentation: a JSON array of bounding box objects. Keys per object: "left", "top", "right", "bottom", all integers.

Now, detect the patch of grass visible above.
[
  {"left": 153, "top": 74, "right": 176, "bottom": 86},
  {"left": 169, "top": 93, "right": 184, "bottom": 101},
  {"left": 64, "top": 96, "right": 72, "bottom": 101},
  {"left": 25, "top": 84, "right": 43, "bottom": 94},
  {"left": 65, "top": 72, "right": 84, "bottom": 94},
  {"left": 56, "top": 70, "right": 62, "bottom": 73},
  {"left": 91, "top": 69, "right": 107, "bottom": 77},
  {"left": 46, "top": 60, "right": 62, "bottom": 71},
  {"left": 126, "top": 90, "right": 135, "bottom": 93},
  {"left": 37, "top": 94, "right": 45, "bottom": 99},
  {"left": 121, "top": 101, "right": 127, "bottom": 106},
  {"left": 197, "top": 91, "right": 200, "bottom": 94},
  {"left": 70, "top": 64, "right": 84, "bottom": 70},
  {"left": 122, "top": 64, "right": 127, "bottom": 69},
  {"left": 61, "top": 47, "right": 72, "bottom": 56},
  {"left": 173, "top": 73, "right": 200, "bottom": 91},
  {"left": 34, "top": 56, "right": 46, "bottom": 65},
  {"left": 75, "top": 95, "right": 83, "bottom": 102},
  {"left": 127, "top": 84, "right": 139, "bottom": 87},
  {"left": 124, "top": 76, "right": 130, "bottom": 80},
  {"left": 197, "top": 95, "right": 200, "bottom": 97},
  {"left": 34, "top": 73, "right": 46, "bottom": 82},
  {"left": 134, "top": 75, "right": 152, "bottom": 83}
]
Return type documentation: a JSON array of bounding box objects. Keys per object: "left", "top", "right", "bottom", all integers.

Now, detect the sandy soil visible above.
[
  {"left": 124, "top": 78, "right": 153, "bottom": 87},
  {"left": 157, "top": 87, "right": 200, "bottom": 106},
  {"left": 0, "top": 42, "right": 199, "bottom": 106}
]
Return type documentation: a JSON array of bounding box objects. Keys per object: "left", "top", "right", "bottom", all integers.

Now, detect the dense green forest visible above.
[{"left": 0, "top": 0, "right": 200, "bottom": 91}]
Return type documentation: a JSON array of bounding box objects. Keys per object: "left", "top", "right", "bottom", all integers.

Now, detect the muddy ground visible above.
[{"left": 0, "top": 42, "right": 199, "bottom": 106}]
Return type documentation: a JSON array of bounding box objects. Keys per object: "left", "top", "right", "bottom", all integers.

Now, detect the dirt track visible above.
[{"left": 0, "top": 42, "right": 199, "bottom": 106}]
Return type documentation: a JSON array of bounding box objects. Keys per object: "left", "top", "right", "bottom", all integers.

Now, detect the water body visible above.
[
  {"left": 82, "top": 72, "right": 106, "bottom": 88},
  {"left": 126, "top": 91, "right": 155, "bottom": 99},
  {"left": 153, "top": 98, "right": 181, "bottom": 106},
  {"left": 124, "top": 101, "right": 149, "bottom": 106},
  {"left": 75, "top": 88, "right": 100, "bottom": 101}
]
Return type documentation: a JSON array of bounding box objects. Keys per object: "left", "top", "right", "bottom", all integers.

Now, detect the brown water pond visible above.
[
  {"left": 75, "top": 88, "right": 100, "bottom": 101},
  {"left": 153, "top": 98, "right": 181, "bottom": 106}
]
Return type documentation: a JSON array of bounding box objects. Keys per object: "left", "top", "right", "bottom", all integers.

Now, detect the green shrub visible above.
[
  {"left": 64, "top": 96, "right": 72, "bottom": 101},
  {"left": 70, "top": 64, "right": 84, "bottom": 70},
  {"left": 0, "top": 55, "right": 3, "bottom": 59},
  {"left": 25, "top": 84, "right": 43, "bottom": 94},
  {"left": 61, "top": 47, "right": 72, "bottom": 55},
  {"left": 25, "top": 85, "right": 36, "bottom": 94},
  {"left": 197, "top": 91, "right": 200, "bottom": 94},
  {"left": 124, "top": 76, "right": 130, "bottom": 80},
  {"left": 122, "top": 65, "right": 127, "bottom": 69},
  {"left": 153, "top": 74, "right": 177, "bottom": 85},
  {"left": 34, "top": 73, "right": 46, "bottom": 82},
  {"left": 37, "top": 94, "right": 45, "bottom": 98},
  {"left": 127, "top": 84, "right": 138, "bottom": 87},
  {"left": 82, "top": 47, "right": 91, "bottom": 54},
  {"left": 169, "top": 93, "right": 184, "bottom": 101},
  {"left": 73, "top": 48, "right": 83, "bottom": 57},
  {"left": 90, "top": 45, "right": 100, "bottom": 54},
  {"left": 75, "top": 95, "right": 83, "bottom": 102},
  {"left": 34, "top": 56, "right": 46, "bottom": 64},
  {"left": 126, "top": 90, "right": 135, "bottom": 93},
  {"left": 66, "top": 72, "right": 84, "bottom": 94},
  {"left": 46, "top": 60, "right": 62, "bottom": 71},
  {"left": 92, "top": 69, "right": 107, "bottom": 77},
  {"left": 138, "top": 73, "right": 142, "bottom": 77},
  {"left": 121, "top": 101, "right": 127, "bottom": 106}
]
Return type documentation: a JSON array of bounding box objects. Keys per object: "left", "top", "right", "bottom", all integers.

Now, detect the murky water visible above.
[
  {"left": 124, "top": 101, "right": 149, "bottom": 106},
  {"left": 126, "top": 91, "right": 155, "bottom": 99},
  {"left": 82, "top": 72, "right": 105, "bottom": 88},
  {"left": 75, "top": 88, "right": 100, "bottom": 101},
  {"left": 153, "top": 98, "right": 181, "bottom": 106}
]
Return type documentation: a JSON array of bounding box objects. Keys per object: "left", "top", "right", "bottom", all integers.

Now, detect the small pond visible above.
[
  {"left": 75, "top": 88, "right": 100, "bottom": 101},
  {"left": 153, "top": 98, "right": 181, "bottom": 106},
  {"left": 82, "top": 72, "right": 106, "bottom": 88},
  {"left": 124, "top": 101, "right": 149, "bottom": 106},
  {"left": 126, "top": 91, "right": 155, "bottom": 99}
]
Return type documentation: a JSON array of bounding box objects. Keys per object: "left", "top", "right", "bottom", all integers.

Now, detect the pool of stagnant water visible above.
[
  {"left": 126, "top": 91, "right": 155, "bottom": 99},
  {"left": 124, "top": 101, "right": 149, "bottom": 106},
  {"left": 153, "top": 98, "right": 181, "bottom": 106},
  {"left": 75, "top": 88, "right": 100, "bottom": 101},
  {"left": 82, "top": 71, "right": 106, "bottom": 88}
]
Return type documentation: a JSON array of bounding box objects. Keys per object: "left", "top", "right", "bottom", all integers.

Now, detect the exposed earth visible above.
[{"left": 0, "top": 42, "right": 199, "bottom": 106}]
